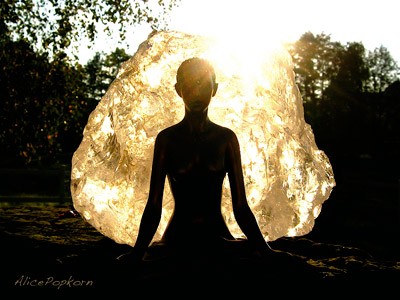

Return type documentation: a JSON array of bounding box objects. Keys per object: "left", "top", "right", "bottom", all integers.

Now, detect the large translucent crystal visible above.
[{"left": 71, "top": 30, "right": 335, "bottom": 246}]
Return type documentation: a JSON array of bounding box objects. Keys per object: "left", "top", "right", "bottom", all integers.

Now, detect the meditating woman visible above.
[{"left": 124, "top": 57, "right": 274, "bottom": 262}]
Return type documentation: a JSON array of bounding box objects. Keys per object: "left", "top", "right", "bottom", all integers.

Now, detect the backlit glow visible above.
[{"left": 71, "top": 31, "right": 335, "bottom": 246}]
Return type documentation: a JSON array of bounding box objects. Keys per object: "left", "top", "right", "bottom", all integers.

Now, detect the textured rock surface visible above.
[{"left": 70, "top": 30, "right": 335, "bottom": 246}]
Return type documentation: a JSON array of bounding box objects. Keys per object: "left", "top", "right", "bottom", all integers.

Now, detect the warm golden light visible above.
[{"left": 71, "top": 30, "right": 335, "bottom": 246}]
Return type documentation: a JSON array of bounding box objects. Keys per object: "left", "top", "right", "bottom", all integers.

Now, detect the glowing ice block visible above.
[{"left": 71, "top": 30, "right": 335, "bottom": 246}]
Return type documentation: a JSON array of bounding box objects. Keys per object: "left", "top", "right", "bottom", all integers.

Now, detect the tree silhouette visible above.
[
  {"left": 289, "top": 32, "right": 400, "bottom": 162},
  {"left": 1, "top": 25, "right": 400, "bottom": 167},
  {"left": 0, "top": 35, "right": 89, "bottom": 166},
  {"left": 0, "top": 0, "right": 180, "bottom": 166},
  {"left": 0, "top": 0, "right": 180, "bottom": 60},
  {"left": 365, "top": 46, "right": 400, "bottom": 93},
  {"left": 85, "top": 48, "right": 131, "bottom": 102}
]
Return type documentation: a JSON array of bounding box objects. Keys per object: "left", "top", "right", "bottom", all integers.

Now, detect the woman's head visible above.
[
  {"left": 176, "top": 57, "right": 216, "bottom": 84},
  {"left": 175, "top": 57, "right": 218, "bottom": 113}
]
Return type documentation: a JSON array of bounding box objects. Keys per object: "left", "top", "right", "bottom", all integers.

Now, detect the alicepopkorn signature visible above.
[{"left": 14, "top": 275, "right": 94, "bottom": 289}]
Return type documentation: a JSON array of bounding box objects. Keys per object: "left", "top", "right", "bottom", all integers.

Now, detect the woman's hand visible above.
[{"left": 116, "top": 246, "right": 146, "bottom": 265}]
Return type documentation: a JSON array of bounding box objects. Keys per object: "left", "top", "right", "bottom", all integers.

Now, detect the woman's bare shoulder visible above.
[
  {"left": 212, "top": 123, "right": 237, "bottom": 139},
  {"left": 155, "top": 123, "right": 181, "bottom": 143}
]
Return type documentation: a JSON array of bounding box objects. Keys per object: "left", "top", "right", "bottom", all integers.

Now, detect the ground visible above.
[{"left": 0, "top": 159, "right": 399, "bottom": 296}]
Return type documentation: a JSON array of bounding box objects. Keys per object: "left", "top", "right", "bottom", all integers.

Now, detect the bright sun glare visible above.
[
  {"left": 166, "top": 0, "right": 296, "bottom": 82},
  {"left": 168, "top": 0, "right": 297, "bottom": 49},
  {"left": 74, "top": 0, "right": 400, "bottom": 66}
]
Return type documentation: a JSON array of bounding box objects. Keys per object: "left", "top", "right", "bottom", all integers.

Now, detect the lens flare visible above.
[{"left": 71, "top": 30, "right": 335, "bottom": 246}]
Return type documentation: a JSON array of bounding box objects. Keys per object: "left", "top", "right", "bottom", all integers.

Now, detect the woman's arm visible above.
[
  {"left": 132, "top": 132, "right": 168, "bottom": 260},
  {"left": 226, "top": 130, "right": 269, "bottom": 252}
]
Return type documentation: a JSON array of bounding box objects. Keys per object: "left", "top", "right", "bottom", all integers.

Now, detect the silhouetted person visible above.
[{"left": 120, "top": 57, "right": 274, "bottom": 264}]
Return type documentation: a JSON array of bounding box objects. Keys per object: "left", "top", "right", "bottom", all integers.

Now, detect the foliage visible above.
[
  {"left": 365, "top": 46, "right": 400, "bottom": 93},
  {"left": 0, "top": 0, "right": 180, "bottom": 59},
  {"left": 84, "top": 48, "right": 131, "bottom": 101},
  {"left": 0, "top": 0, "right": 179, "bottom": 167},
  {"left": 1, "top": 21, "right": 399, "bottom": 167},
  {"left": 0, "top": 35, "right": 90, "bottom": 166},
  {"left": 288, "top": 32, "right": 400, "bottom": 160},
  {"left": 0, "top": 33, "right": 133, "bottom": 166},
  {"left": 289, "top": 32, "right": 343, "bottom": 105}
]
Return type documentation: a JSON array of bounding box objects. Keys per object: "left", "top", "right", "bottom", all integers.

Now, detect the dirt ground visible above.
[{"left": 0, "top": 160, "right": 399, "bottom": 296}]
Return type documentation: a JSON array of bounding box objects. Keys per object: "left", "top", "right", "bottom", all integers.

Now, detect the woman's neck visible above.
[{"left": 183, "top": 110, "right": 210, "bottom": 133}]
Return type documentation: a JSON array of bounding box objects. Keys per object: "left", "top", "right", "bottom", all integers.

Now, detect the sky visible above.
[{"left": 79, "top": 0, "right": 400, "bottom": 64}]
